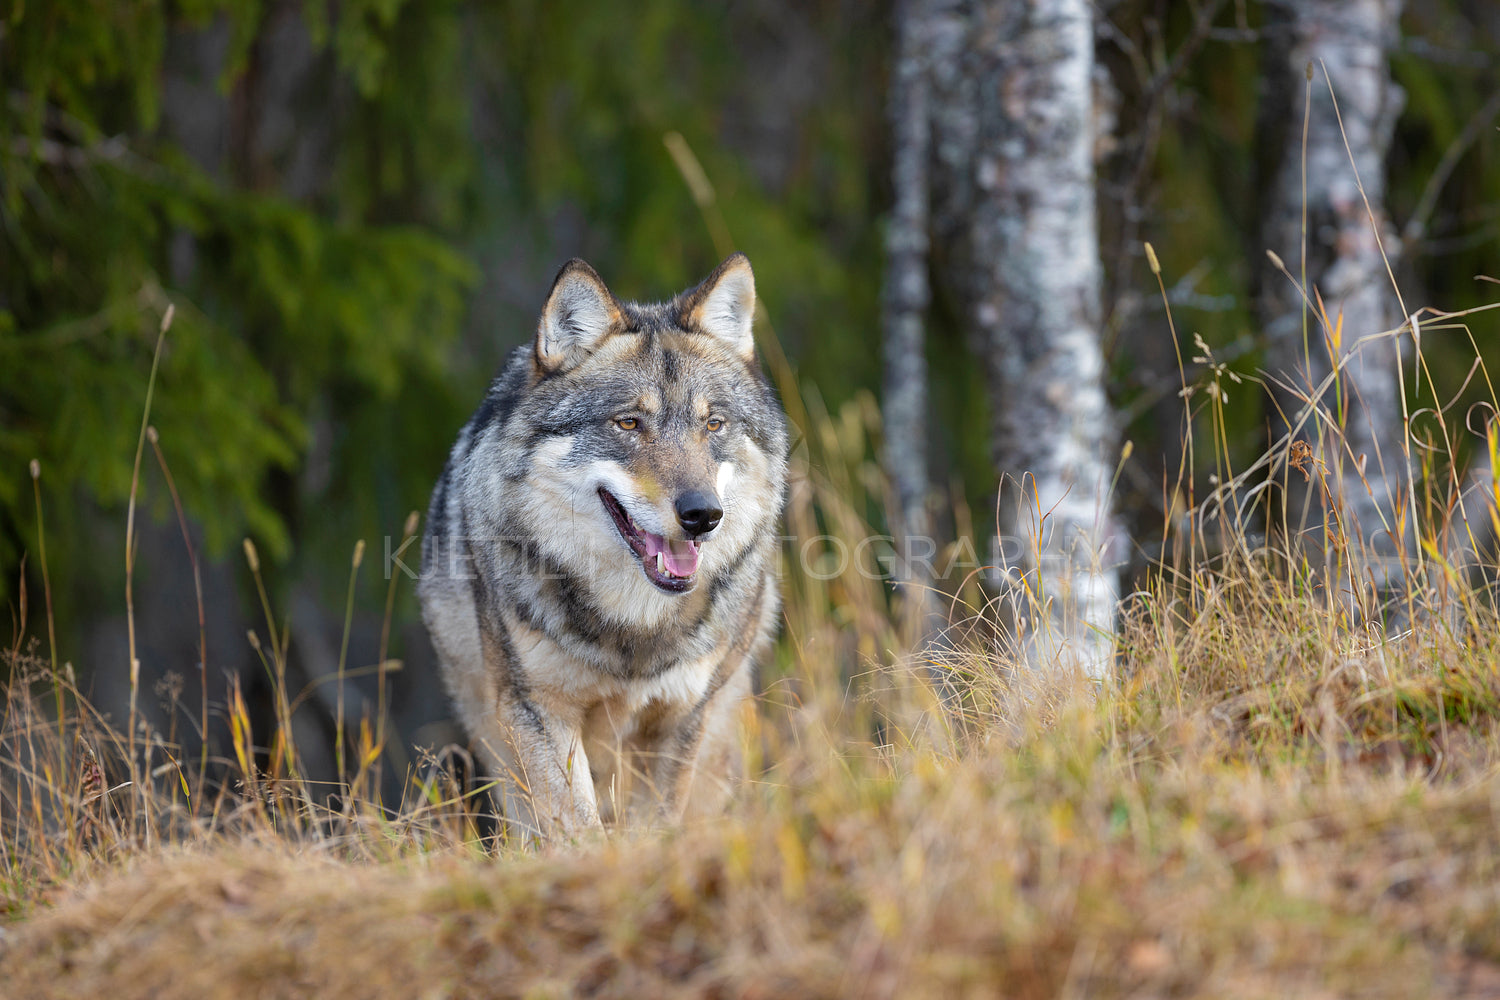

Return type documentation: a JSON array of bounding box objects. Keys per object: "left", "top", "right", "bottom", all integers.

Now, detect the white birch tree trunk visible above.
[
  {"left": 1259, "top": 0, "right": 1409, "bottom": 601},
  {"left": 927, "top": 0, "right": 1121, "bottom": 678}
]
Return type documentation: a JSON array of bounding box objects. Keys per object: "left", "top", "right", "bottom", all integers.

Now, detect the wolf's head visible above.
[{"left": 510, "top": 254, "right": 787, "bottom": 610}]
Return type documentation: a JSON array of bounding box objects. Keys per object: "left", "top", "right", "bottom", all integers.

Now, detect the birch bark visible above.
[
  {"left": 1259, "top": 0, "right": 1409, "bottom": 598},
  {"left": 925, "top": 0, "right": 1121, "bottom": 677}
]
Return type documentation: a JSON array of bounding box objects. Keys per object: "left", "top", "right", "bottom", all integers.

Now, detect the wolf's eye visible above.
[
  {"left": 706, "top": 417, "right": 724, "bottom": 433},
  {"left": 616, "top": 417, "right": 639, "bottom": 431}
]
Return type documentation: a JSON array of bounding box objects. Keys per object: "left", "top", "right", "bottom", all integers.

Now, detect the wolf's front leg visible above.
[
  {"left": 473, "top": 614, "right": 600, "bottom": 841},
  {"left": 494, "top": 696, "right": 601, "bottom": 841},
  {"left": 652, "top": 663, "right": 754, "bottom": 824}
]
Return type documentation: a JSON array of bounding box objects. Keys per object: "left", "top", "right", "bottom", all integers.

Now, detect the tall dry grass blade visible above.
[
  {"left": 335, "top": 539, "right": 365, "bottom": 792},
  {"left": 376, "top": 510, "right": 421, "bottom": 778},
  {"left": 146, "top": 426, "right": 210, "bottom": 802},
  {"left": 662, "top": 130, "right": 808, "bottom": 439},
  {"left": 125, "top": 302, "right": 174, "bottom": 829},
  {"left": 28, "top": 460, "right": 62, "bottom": 755}
]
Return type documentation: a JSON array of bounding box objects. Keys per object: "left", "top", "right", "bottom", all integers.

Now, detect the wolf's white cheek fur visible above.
[
  {"left": 732, "top": 439, "right": 776, "bottom": 519},
  {"left": 519, "top": 453, "right": 685, "bottom": 620},
  {"left": 518, "top": 438, "right": 617, "bottom": 561},
  {"left": 522, "top": 436, "right": 578, "bottom": 509}
]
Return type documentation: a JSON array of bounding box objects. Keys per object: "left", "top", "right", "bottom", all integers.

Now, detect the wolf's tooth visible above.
[{"left": 656, "top": 552, "right": 666, "bottom": 575}]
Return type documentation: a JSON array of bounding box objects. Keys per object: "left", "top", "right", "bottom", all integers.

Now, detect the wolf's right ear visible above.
[
  {"left": 681, "top": 253, "right": 757, "bottom": 361},
  {"left": 535, "top": 259, "right": 624, "bottom": 373}
]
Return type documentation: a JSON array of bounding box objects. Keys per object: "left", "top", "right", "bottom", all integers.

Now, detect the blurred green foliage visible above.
[
  {"left": 467, "top": 1, "right": 885, "bottom": 395},
  {"left": 0, "top": 0, "right": 889, "bottom": 648},
  {"left": 0, "top": 1, "right": 476, "bottom": 622}
]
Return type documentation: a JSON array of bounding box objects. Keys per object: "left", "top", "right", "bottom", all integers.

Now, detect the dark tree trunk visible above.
[{"left": 883, "top": 0, "right": 934, "bottom": 545}]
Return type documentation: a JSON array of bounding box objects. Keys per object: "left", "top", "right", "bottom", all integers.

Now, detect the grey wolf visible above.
[{"left": 418, "top": 254, "right": 788, "bottom": 841}]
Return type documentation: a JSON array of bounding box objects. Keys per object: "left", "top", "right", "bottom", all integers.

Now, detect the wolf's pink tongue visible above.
[
  {"left": 662, "top": 537, "right": 700, "bottom": 576},
  {"left": 640, "top": 532, "right": 702, "bottom": 577}
]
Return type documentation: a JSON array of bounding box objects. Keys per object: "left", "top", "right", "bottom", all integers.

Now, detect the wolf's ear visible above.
[
  {"left": 682, "top": 253, "right": 756, "bottom": 361},
  {"left": 536, "top": 259, "right": 624, "bottom": 373}
]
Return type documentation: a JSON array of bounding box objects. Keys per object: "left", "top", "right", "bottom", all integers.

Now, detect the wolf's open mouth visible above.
[{"left": 598, "top": 487, "right": 702, "bottom": 593}]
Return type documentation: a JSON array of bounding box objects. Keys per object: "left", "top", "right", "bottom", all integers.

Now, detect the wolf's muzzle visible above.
[{"left": 675, "top": 490, "right": 723, "bottom": 537}]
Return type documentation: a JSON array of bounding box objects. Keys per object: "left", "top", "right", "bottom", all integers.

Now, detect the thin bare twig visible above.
[{"left": 1402, "top": 87, "right": 1500, "bottom": 246}]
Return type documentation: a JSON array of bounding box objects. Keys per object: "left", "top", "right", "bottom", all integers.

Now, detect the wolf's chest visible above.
[{"left": 509, "top": 617, "right": 720, "bottom": 717}]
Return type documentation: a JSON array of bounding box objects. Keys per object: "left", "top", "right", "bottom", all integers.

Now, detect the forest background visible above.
[
  {"left": 8, "top": 0, "right": 1497, "bottom": 769},
  {"left": 6, "top": 2, "right": 1500, "bottom": 995}
]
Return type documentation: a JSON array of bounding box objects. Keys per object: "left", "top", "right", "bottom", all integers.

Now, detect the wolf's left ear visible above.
[
  {"left": 682, "top": 253, "right": 756, "bottom": 361},
  {"left": 536, "top": 259, "right": 624, "bottom": 373}
]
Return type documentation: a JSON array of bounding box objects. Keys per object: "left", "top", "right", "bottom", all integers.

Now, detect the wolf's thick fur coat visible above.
[{"left": 419, "top": 254, "right": 788, "bottom": 839}]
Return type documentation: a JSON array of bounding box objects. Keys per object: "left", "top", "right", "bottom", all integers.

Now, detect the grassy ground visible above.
[
  {"left": 5, "top": 537, "right": 1500, "bottom": 998},
  {"left": 5, "top": 291, "right": 1500, "bottom": 997}
]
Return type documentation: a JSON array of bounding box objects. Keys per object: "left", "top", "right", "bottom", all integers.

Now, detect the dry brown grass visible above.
[
  {"left": 6, "top": 527, "right": 1500, "bottom": 999},
  {"left": 3, "top": 639, "right": 1500, "bottom": 999},
  {"left": 5, "top": 205, "right": 1500, "bottom": 995}
]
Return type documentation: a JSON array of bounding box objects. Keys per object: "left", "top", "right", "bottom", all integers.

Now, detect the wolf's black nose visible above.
[{"left": 675, "top": 491, "right": 723, "bottom": 537}]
